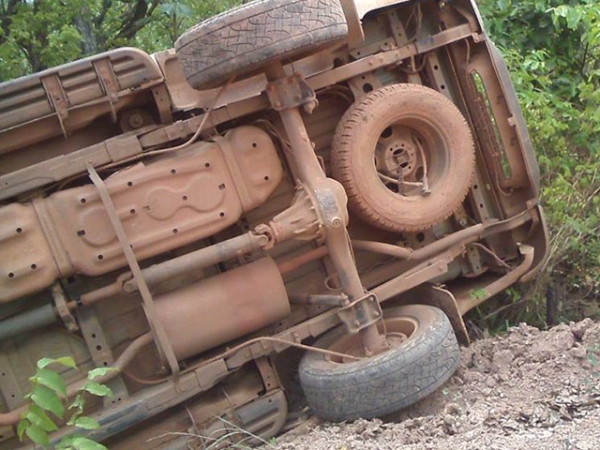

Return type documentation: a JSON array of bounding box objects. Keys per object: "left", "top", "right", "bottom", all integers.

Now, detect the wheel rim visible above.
[
  {"left": 373, "top": 119, "right": 450, "bottom": 198},
  {"left": 325, "top": 316, "right": 419, "bottom": 364}
]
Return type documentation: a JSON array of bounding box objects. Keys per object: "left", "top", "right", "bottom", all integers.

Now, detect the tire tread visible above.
[
  {"left": 299, "top": 305, "right": 460, "bottom": 421},
  {"left": 175, "top": 0, "right": 348, "bottom": 90}
]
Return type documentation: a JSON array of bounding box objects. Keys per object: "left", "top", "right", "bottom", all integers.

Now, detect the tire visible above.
[
  {"left": 331, "top": 84, "right": 475, "bottom": 232},
  {"left": 299, "top": 305, "right": 460, "bottom": 422},
  {"left": 175, "top": 0, "right": 348, "bottom": 90}
]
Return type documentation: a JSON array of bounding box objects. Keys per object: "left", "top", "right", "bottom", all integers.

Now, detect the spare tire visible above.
[
  {"left": 331, "top": 84, "right": 476, "bottom": 232},
  {"left": 299, "top": 305, "right": 460, "bottom": 422},
  {"left": 175, "top": 0, "right": 348, "bottom": 90}
]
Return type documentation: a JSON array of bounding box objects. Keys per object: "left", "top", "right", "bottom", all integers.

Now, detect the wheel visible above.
[
  {"left": 299, "top": 305, "right": 460, "bottom": 422},
  {"left": 331, "top": 84, "right": 476, "bottom": 232},
  {"left": 175, "top": 0, "right": 348, "bottom": 90}
]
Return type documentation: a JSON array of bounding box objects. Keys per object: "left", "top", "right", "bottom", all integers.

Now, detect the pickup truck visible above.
[{"left": 0, "top": 0, "right": 549, "bottom": 448}]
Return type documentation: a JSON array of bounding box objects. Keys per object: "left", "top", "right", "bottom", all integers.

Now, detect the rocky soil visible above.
[{"left": 269, "top": 320, "right": 600, "bottom": 450}]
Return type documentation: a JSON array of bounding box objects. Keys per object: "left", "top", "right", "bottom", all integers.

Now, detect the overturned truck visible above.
[{"left": 0, "top": 0, "right": 549, "bottom": 448}]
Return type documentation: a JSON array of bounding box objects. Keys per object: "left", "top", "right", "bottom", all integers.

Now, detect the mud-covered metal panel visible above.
[
  {"left": 44, "top": 127, "right": 282, "bottom": 277},
  {"left": 0, "top": 204, "right": 60, "bottom": 303},
  {"left": 0, "top": 127, "right": 283, "bottom": 302},
  {"left": 0, "top": 48, "right": 163, "bottom": 132},
  {"left": 155, "top": 257, "right": 290, "bottom": 360},
  {"left": 48, "top": 143, "right": 244, "bottom": 276}
]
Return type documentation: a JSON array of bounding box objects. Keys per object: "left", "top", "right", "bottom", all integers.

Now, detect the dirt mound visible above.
[{"left": 270, "top": 320, "right": 600, "bottom": 450}]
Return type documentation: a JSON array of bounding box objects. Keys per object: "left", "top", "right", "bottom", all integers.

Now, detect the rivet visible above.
[{"left": 330, "top": 217, "right": 343, "bottom": 228}]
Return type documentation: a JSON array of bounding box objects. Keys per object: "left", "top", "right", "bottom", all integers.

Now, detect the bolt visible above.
[
  {"left": 330, "top": 217, "right": 343, "bottom": 228},
  {"left": 274, "top": 101, "right": 282, "bottom": 108},
  {"left": 459, "top": 218, "right": 468, "bottom": 228},
  {"left": 354, "top": 320, "right": 361, "bottom": 327}
]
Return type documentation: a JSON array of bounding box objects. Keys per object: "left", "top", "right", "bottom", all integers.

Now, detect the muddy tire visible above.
[
  {"left": 175, "top": 0, "right": 348, "bottom": 90},
  {"left": 331, "top": 84, "right": 475, "bottom": 232},
  {"left": 299, "top": 305, "right": 460, "bottom": 422}
]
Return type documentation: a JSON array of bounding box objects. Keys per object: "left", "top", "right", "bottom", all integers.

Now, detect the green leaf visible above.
[
  {"left": 71, "top": 436, "right": 109, "bottom": 450},
  {"left": 87, "top": 368, "right": 117, "bottom": 381},
  {"left": 553, "top": 5, "right": 570, "bottom": 19},
  {"left": 69, "top": 394, "right": 85, "bottom": 413},
  {"left": 37, "top": 357, "right": 77, "bottom": 370},
  {"left": 37, "top": 358, "right": 57, "bottom": 370},
  {"left": 25, "top": 423, "right": 50, "bottom": 447},
  {"left": 31, "top": 385, "right": 65, "bottom": 419},
  {"left": 26, "top": 404, "right": 58, "bottom": 432},
  {"left": 33, "top": 368, "right": 67, "bottom": 397},
  {"left": 470, "top": 288, "right": 488, "bottom": 301},
  {"left": 566, "top": 8, "right": 583, "bottom": 30},
  {"left": 81, "top": 382, "right": 112, "bottom": 398},
  {"left": 53, "top": 356, "right": 77, "bottom": 369},
  {"left": 17, "top": 419, "right": 29, "bottom": 441},
  {"left": 73, "top": 416, "right": 100, "bottom": 430},
  {"left": 57, "top": 435, "right": 76, "bottom": 450}
]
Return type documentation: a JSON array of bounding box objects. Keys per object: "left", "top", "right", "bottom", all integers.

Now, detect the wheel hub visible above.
[
  {"left": 325, "top": 316, "right": 417, "bottom": 364},
  {"left": 375, "top": 125, "right": 429, "bottom": 196}
]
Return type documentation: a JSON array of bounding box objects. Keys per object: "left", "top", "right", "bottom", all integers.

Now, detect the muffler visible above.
[{"left": 154, "top": 257, "right": 290, "bottom": 360}]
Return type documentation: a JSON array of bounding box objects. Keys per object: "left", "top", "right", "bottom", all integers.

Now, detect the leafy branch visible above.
[{"left": 18, "top": 357, "right": 116, "bottom": 450}]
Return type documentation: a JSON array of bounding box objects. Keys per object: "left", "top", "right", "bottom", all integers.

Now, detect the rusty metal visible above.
[
  {"left": 0, "top": 202, "right": 62, "bottom": 304},
  {"left": 75, "top": 306, "right": 129, "bottom": 406},
  {"left": 277, "top": 245, "right": 328, "bottom": 275},
  {"left": 455, "top": 244, "right": 535, "bottom": 314},
  {"left": 263, "top": 184, "right": 324, "bottom": 247},
  {"left": 0, "top": 48, "right": 164, "bottom": 161},
  {"left": 0, "top": 127, "right": 282, "bottom": 302},
  {"left": 0, "top": 23, "right": 477, "bottom": 202},
  {"left": 87, "top": 165, "right": 180, "bottom": 378},
  {"left": 276, "top": 222, "right": 487, "bottom": 273},
  {"left": 372, "top": 245, "right": 465, "bottom": 302},
  {"left": 71, "top": 230, "right": 269, "bottom": 309},
  {"left": 155, "top": 257, "right": 290, "bottom": 360},
  {"left": 93, "top": 59, "right": 120, "bottom": 122},
  {"left": 0, "top": 0, "right": 551, "bottom": 445},
  {"left": 255, "top": 357, "right": 280, "bottom": 393},
  {"left": 51, "top": 283, "right": 78, "bottom": 333},
  {"left": 122, "top": 231, "right": 270, "bottom": 293},
  {"left": 264, "top": 60, "right": 387, "bottom": 355},
  {"left": 40, "top": 74, "right": 70, "bottom": 137},
  {"left": 266, "top": 73, "right": 317, "bottom": 113},
  {"left": 396, "top": 285, "right": 469, "bottom": 345},
  {"left": 289, "top": 294, "right": 349, "bottom": 307},
  {"left": 150, "top": 83, "right": 174, "bottom": 124},
  {"left": 340, "top": 0, "right": 365, "bottom": 47},
  {"left": 337, "top": 293, "right": 383, "bottom": 335}
]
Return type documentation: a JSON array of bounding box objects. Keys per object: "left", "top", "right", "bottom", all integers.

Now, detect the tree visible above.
[
  {"left": 473, "top": 0, "right": 600, "bottom": 327},
  {"left": 0, "top": 0, "right": 243, "bottom": 81}
]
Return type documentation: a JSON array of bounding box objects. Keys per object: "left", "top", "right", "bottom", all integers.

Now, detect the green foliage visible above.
[
  {"left": 18, "top": 357, "right": 116, "bottom": 450},
  {"left": 469, "top": 0, "right": 600, "bottom": 329},
  {"left": 0, "top": 0, "right": 243, "bottom": 81},
  {"left": 470, "top": 288, "right": 489, "bottom": 301}
]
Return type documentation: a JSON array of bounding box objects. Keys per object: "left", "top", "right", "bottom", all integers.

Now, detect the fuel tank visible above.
[{"left": 0, "top": 126, "right": 283, "bottom": 302}]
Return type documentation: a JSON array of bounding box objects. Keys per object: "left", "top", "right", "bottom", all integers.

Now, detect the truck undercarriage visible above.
[{"left": 0, "top": 0, "right": 548, "bottom": 448}]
